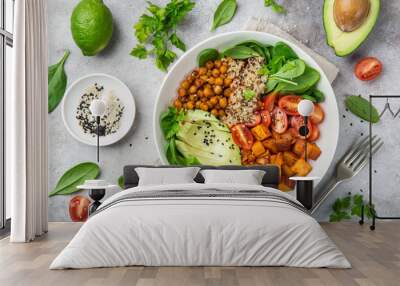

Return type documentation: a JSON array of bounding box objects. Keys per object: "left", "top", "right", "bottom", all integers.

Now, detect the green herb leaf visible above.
[
  {"left": 49, "top": 162, "right": 100, "bottom": 197},
  {"left": 197, "top": 48, "right": 220, "bottom": 67},
  {"left": 222, "top": 46, "right": 260, "bottom": 59},
  {"left": 48, "top": 50, "right": 70, "bottom": 113},
  {"left": 130, "top": 44, "right": 148, "bottom": 59},
  {"left": 365, "top": 203, "right": 375, "bottom": 219},
  {"left": 329, "top": 211, "right": 351, "bottom": 222},
  {"left": 264, "top": 0, "right": 286, "bottom": 14},
  {"left": 211, "top": 0, "right": 238, "bottom": 31},
  {"left": 170, "top": 33, "right": 186, "bottom": 51},
  {"left": 160, "top": 107, "right": 185, "bottom": 139},
  {"left": 345, "top": 95, "right": 380, "bottom": 123},
  {"left": 117, "top": 175, "right": 125, "bottom": 189},
  {"left": 243, "top": 89, "right": 256, "bottom": 101}
]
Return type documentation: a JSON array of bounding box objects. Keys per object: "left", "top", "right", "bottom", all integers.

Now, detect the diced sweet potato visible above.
[
  {"left": 276, "top": 138, "right": 292, "bottom": 152},
  {"left": 278, "top": 176, "right": 295, "bottom": 192},
  {"left": 262, "top": 138, "right": 279, "bottom": 154},
  {"left": 251, "top": 124, "right": 271, "bottom": 141},
  {"left": 272, "top": 130, "right": 294, "bottom": 143},
  {"left": 252, "top": 141, "right": 266, "bottom": 157},
  {"left": 282, "top": 164, "right": 295, "bottom": 177},
  {"left": 291, "top": 158, "right": 312, "bottom": 176},
  {"left": 270, "top": 152, "right": 284, "bottom": 170},
  {"left": 256, "top": 156, "right": 270, "bottom": 165},
  {"left": 306, "top": 142, "right": 321, "bottom": 160},
  {"left": 293, "top": 139, "right": 306, "bottom": 157},
  {"left": 283, "top": 151, "right": 298, "bottom": 167}
]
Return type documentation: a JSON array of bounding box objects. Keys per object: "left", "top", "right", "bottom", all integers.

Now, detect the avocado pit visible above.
[{"left": 334, "top": 0, "right": 371, "bottom": 32}]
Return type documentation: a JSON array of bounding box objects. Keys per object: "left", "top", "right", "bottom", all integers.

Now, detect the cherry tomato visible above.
[
  {"left": 260, "top": 110, "right": 271, "bottom": 127},
  {"left": 290, "top": 116, "right": 313, "bottom": 139},
  {"left": 278, "top": 95, "right": 301, "bottom": 116},
  {"left": 231, "top": 124, "right": 254, "bottom": 150},
  {"left": 245, "top": 113, "right": 261, "bottom": 127},
  {"left": 354, "top": 57, "right": 382, "bottom": 81},
  {"left": 271, "top": 107, "right": 288, "bottom": 134},
  {"left": 69, "top": 195, "right": 91, "bottom": 222},
  {"left": 310, "top": 104, "right": 325, "bottom": 124},
  {"left": 263, "top": 91, "right": 278, "bottom": 112},
  {"left": 308, "top": 124, "right": 320, "bottom": 142}
]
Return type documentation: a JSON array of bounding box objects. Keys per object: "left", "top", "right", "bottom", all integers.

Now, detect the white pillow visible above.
[
  {"left": 200, "top": 169, "right": 266, "bottom": 185},
  {"left": 135, "top": 167, "right": 200, "bottom": 186}
]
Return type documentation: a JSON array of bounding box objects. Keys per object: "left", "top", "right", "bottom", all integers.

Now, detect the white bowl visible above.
[{"left": 153, "top": 31, "right": 339, "bottom": 186}]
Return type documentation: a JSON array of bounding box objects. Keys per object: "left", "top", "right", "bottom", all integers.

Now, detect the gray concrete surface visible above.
[{"left": 48, "top": 0, "right": 400, "bottom": 222}]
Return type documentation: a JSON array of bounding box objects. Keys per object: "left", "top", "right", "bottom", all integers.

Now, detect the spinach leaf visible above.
[
  {"left": 264, "top": 0, "right": 286, "bottom": 14},
  {"left": 49, "top": 162, "right": 100, "bottom": 197},
  {"left": 117, "top": 175, "right": 125, "bottom": 189},
  {"left": 222, "top": 45, "right": 260, "bottom": 59},
  {"left": 197, "top": 48, "right": 220, "bottom": 67},
  {"left": 48, "top": 50, "right": 70, "bottom": 113},
  {"left": 160, "top": 107, "right": 185, "bottom": 139},
  {"left": 237, "top": 40, "right": 271, "bottom": 61},
  {"left": 272, "top": 41, "right": 298, "bottom": 60},
  {"left": 273, "top": 59, "right": 305, "bottom": 79},
  {"left": 211, "top": 0, "right": 238, "bottom": 31},
  {"left": 276, "top": 66, "right": 320, "bottom": 94},
  {"left": 243, "top": 89, "right": 256, "bottom": 101},
  {"left": 345, "top": 95, "right": 380, "bottom": 123},
  {"left": 302, "top": 88, "right": 325, "bottom": 103}
]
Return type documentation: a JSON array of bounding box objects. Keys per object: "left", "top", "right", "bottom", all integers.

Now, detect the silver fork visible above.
[{"left": 310, "top": 135, "right": 384, "bottom": 214}]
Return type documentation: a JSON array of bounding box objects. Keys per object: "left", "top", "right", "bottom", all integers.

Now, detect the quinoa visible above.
[
  {"left": 76, "top": 83, "right": 125, "bottom": 137},
  {"left": 221, "top": 57, "right": 267, "bottom": 126}
]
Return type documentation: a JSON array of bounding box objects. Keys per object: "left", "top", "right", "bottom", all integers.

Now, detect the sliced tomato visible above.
[
  {"left": 271, "top": 107, "right": 288, "bottom": 134},
  {"left": 355, "top": 57, "right": 382, "bottom": 81},
  {"left": 310, "top": 104, "right": 325, "bottom": 124},
  {"left": 291, "top": 116, "right": 313, "bottom": 139},
  {"left": 69, "top": 195, "right": 90, "bottom": 222},
  {"left": 231, "top": 124, "right": 254, "bottom": 150},
  {"left": 308, "top": 124, "right": 320, "bottom": 142},
  {"left": 245, "top": 113, "right": 261, "bottom": 127},
  {"left": 263, "top": 91, "right": 278, "bottom": 112},
  {"left": 260, "top": 110, "right": 271, "bottom": 127},
  {"left": 278, "top": 95, "right": 301, "bottom": 116}
]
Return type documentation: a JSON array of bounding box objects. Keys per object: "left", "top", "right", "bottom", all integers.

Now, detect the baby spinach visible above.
[
  {"left": 261, "top": 59, "right": 306, "bottom": 91},
  {"left": 197, "top": 48, "right": 220, "bottom": 67},
  {"left": 345, "top": 95, "right": 380, "bottom": 123},
  {"left": 276, "top": 66, "right": 320, "bottom": 94},
  {"left": 272, "top": 41, "right": 298, "bottom": 60},
  {"left": 222, "top": 46, "right": 260, "bottom": 59},
  {"left": 48, "top": 50, "right": 70, "bottom": 113},
  {"left": 211, "top": 0, "right": 238, "bottom": 31},
  {"left": 237, "top": 40, "right": 271, "bottom": 61},
  {"left": 49, "top": 162, "right": 100, "bottom": 197},
  {"left": 302, "top": 88, "right": 325, "bottom": 103}
]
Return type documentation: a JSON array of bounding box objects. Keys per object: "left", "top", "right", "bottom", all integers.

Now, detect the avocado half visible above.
[{"left": 323, "top": 0, "right": 380, "bottom": 57}]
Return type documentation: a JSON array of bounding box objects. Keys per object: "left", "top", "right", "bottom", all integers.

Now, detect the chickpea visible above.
[
  {"left": 212, "top": 68, "right": 220, "bottom": 77},
  {"left": 200, "top": 75, "right": 208, "bottom": 81},
  {"left": 201, "top": 97, "right": 208, "bottom": 102},
  {"left": 211, "top": 109, "right": 219, "bottom": 117},
  {"left": 206, "top": 61, "right": 214, "bottom": 70},
  {"left": 189, "top": 85, "right": 198, "bottom": 94},
  {"left": 207, "top": 70, "right": 212, "bottom": 77},
  {"left": 218, "top": 109, "right": 226, "bottom": 117},
  {"left": 215, "top": 77, "right": 223, "bottom": 86},
  {"left": 220, "top": 65, "right": 228, "bottom": 74},
  {"left": 174, "top": 99, "right": 182, "bottom": 109},
  {"left": 189, "top": 94, "right": 196, "bottom": 101},
  {"left": 191, "top": 70, "right": 198, "bottom": 77},
  {"left": 207, "top": 77, "right": 215, "bottom": 85},
  {"left": 197, "top": 89, "right": 204, "bottom": 97},
  {"left": 224, "top": 78, "right": 232, "bottom": 87},
  {"left": 199, "top": 67, "right": 207, "bottom": 75},
  {"left": 214, "top": 85, "right": 223, "bottom": 95},
  {"left": 207, "top": 100, "right": 214, "bottom": 109},
  {"left": 195, "top": 101, "right": 201, "bottom": 109},
  {"left": 187, "top": 75, "right": 195, "bottom": 83},
  {"left": 178, "top": 88, "right": 187, "bottom": 97},
  {"left": 214, "top": 59, "right": 222, "bottom": 68},
  {"left": 187, "top": 101, "right": 195, "bottom": 110},
  {"left": 203, "top": 86, "right": 214, "bottom": 97},
  {"left": 219, "top": 97, "right": 228, "bottom": 108},
  {"left": 194, "top": 78, "right": 204, "bottom": 88},
  {"left": 200, "top": 102, "right": 209, "bottom": 111},
  {"left": 181, "top": 80, "right": 190, "bottom": 89},
  {"left": 224, "top": 88, "right": 233, "bottom": 97},
  {"left": 210, "top": 96, "right": 218, "bottom": 106}
]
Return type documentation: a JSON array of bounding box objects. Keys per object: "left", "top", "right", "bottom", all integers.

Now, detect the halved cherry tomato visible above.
[
  {"left": 308, "top": 124, "right": 320, "bottom": 142},
  {"left": 231, "top": 124, "right": 254, "bottom": 150},
  {"left": 278, "top": 95, "right": 301, "bottom": 116},
  {"left": 260, "top": 110, "right": 271, "bottom": 127},
  {"left": 354, "top": 57, "right": 383, "bottom": 81},
  {"left": 290, "top": 116, "right": 313, "bottom": 139},
  {"left": 271, "top": 107, "right": 288, "bottom": 134},
  {"left": 245, "top": 113, "right": 261, "bottom": 127},
  {"left": 310, "top": 104, "right": 325, "bottom": 124},
  {"left": 69, "top": 195, "right": 91, "bottom": 222},
  {"left": 263, "top": 91, "right": 278, "bottom": 112}
]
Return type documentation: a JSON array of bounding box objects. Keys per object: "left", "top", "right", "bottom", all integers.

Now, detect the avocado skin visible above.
[{"left": 323, "top": 0, "right": 380, "bottom": 57}]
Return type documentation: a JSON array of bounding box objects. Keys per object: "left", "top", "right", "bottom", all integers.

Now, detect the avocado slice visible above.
[{"left": 323, "top": 0, "right": 380, "bottom": 56}]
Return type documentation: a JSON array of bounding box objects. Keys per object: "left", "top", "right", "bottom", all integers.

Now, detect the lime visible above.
[{"left": 71, "top": 0, "right": 113, "bottom": 56}]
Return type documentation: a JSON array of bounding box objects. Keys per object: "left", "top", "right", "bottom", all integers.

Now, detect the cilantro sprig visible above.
[{"left": 130, "top": 0, "right": 195, "bottom": 71}]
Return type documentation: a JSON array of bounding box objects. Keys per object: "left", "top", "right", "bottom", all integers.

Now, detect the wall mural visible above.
[{"left": 48, "top": 0, "right": 392, "bottom": 223}]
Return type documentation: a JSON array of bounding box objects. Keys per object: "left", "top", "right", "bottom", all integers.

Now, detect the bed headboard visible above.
[{"left": 123, "top": 165, "right": 280, "bottom": 189}]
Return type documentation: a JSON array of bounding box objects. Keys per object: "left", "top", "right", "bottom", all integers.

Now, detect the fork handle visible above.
[{"left": 310, "top": 178, "right": 342, "bottom": 214}]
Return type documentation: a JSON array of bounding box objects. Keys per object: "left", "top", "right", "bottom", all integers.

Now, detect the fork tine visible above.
[
  {"left": 345, "top": 136, "right": 380, "bottom": 165},
  {"left": 349, "top": 137, "right": 382, "bottom": 167},
  {"left": 342, "top": 135, "right": 376, "bottom": 163},
  {"left": 353, "top": 140, "right": 384, "bottom": 173}
]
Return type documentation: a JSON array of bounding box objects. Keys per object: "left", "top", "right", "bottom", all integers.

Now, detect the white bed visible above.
[{"left": 50, "top": 183, "right": 350, "bottom": 269}]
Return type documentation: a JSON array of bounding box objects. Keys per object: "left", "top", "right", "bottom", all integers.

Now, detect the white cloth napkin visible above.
[{"left": 244, "top": 17, "right": 339, "bottom": 83}]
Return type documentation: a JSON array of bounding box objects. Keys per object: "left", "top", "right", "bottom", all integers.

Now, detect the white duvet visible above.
[{"left": 50, "top": 183, "right": 350, "bottom": 269}]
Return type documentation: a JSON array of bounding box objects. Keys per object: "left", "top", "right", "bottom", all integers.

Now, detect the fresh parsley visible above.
[
  {"left": 243, "top": 89, "right": 256, "bottom": 101},
  {"left": 130, "top": 0, "right": 195, "bottom": 71},
  {"left": 264, "top": 0, "right": 286, "bottom": 14},
  {"left": 329, "top": 194, "right": 375, "bottom": 222}
]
